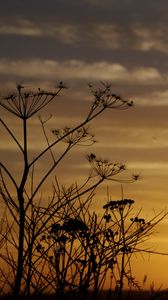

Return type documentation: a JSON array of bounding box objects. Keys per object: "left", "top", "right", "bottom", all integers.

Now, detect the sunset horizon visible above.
[{"left": 1, "top": 1, "right": 168, "bottom": 298}]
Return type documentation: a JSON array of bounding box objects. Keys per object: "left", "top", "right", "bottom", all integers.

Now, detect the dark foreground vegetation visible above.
[
  {"left": 1, "top": 290, "right": 168, "bottom": 300},
  {"left": 0, "top": 82, "right": 167, "bottom": 299}
]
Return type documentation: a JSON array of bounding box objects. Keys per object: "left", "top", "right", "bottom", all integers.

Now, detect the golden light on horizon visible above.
[{"left": 1, "top": 1, "right": 168, "bottom": 297}]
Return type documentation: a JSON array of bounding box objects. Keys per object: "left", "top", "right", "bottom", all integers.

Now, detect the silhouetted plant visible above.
[
  {"left": 0, "top": 82, "right": 134, "bottom": 299},
  {"left": 0, "top": 82, "right": 166, "bottom": 300},
  {"left": 26, "top": 188, "right": 166, "bottom": 300}
]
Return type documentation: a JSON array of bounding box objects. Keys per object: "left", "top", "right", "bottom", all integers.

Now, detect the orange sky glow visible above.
[{"left": 1, "top": 0, "right": 168, "bottom": 292}]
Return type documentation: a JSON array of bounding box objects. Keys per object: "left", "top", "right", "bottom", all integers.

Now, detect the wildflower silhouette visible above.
[
  {"left": 0, "top": 83, "right": 64, "bottom": 118},
  {"left": 0, "top": 81, "right": 165, "bottom": 300},
  {"left": 34, "top": 195, "right": 166, "bottom": 300}
]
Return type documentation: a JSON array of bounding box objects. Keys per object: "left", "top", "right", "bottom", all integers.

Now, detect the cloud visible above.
[
  {"left": 0, "top": 19, "right": 121, "bottom": 49},
  {"left": 134, "top": 25, "right": 168, "bottom": 54},
  {"left": 90, "top": 24, "right": 121, "bottom": 49},
  {"left": 134, "top": 89, "right": 168, "bottom": 106},
  {"left": 95, "top": 125, "right": 168, "bottom": 150},
  {"left": 0, "top": 58, "right": 164, "bottom": 85},
  {"left": 132, "top": 67, "right": 161, "bottom": 82},
  {"left": 0, "top": 19, "right": 79, "bottom": 44},
  {"left": 0, "top": 20, "right": 41, "bottom": 37},
  {"left": 128, "top": 162, "right": 168, "bottom": 174},
  {"left": 1, "top": 17, "right": 168, "bottom": 57}
]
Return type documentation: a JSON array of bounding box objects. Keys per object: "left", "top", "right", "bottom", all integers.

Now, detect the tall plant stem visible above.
[
  {"left": 13, "top": 117, "right": 29, "bottom": 299},
  {"left": 118, "top": 210, "right": 125, "bottom": 300}
]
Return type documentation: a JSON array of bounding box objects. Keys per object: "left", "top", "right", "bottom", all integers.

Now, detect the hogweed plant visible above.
[
  {"left": 0, "top": 82, "right": 135, "bottom": 299},
  {"left": 29, "top": 190, "right": 166, "bottom": 300}
]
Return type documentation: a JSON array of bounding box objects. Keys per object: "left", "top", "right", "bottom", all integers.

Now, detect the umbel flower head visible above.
[
  {"left": 88, "top": 82, "right": 133, "bottom": 110},
  {"left": 87, "top": 153, "right": 140, "bottom": 183},
  {"left": 103, "top": 199, "right": 135, "bottom": 210},
  {"left": 0, "top": 83, "right": 64, "bottom": 119},
  {"left": 62, "top": 218, "right": 88, "bottom": 232},
  {"left": 87, "top": 153, "right": 126, "bottom": 179},
  {"left": 52, "top": 126, "right": 96, "bottom": 146}
]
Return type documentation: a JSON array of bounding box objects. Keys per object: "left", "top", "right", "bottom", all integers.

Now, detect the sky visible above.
[{"left": 1, "top": 0, "right": 168, "bottom": 290}]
